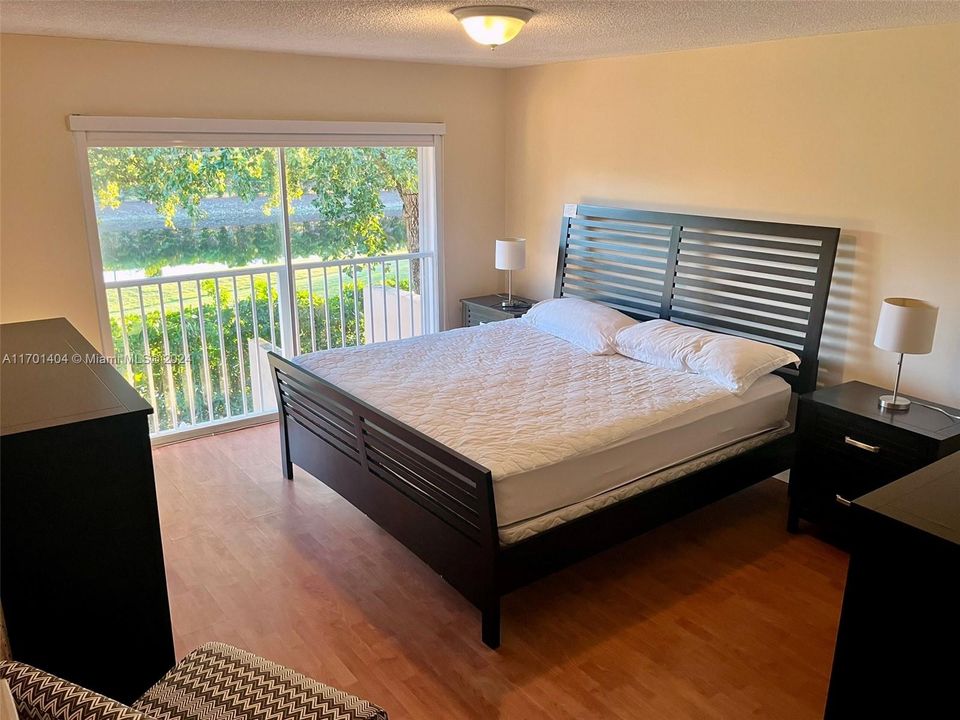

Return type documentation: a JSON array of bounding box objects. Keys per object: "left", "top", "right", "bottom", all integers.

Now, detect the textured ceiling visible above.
[{"left": 2, "top": 1, "right": 958, "bottom": 68}]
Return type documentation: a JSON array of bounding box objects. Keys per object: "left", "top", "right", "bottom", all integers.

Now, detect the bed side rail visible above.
[{"left": 268, "top": 352, "right": 497, "bottom": 548}]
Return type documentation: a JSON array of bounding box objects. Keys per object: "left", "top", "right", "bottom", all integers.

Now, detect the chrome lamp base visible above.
[
  {"left": 879, "top": 394, "right": 911, "bottom": 412},
  {"left": 879, "top": 352, "right": 911, "bottom": 413},
  {"left": 498, "top": 268, "right": 530, "bottom": 309}
]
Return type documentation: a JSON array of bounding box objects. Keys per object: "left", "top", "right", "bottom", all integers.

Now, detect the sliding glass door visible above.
[{"left": 76, "top": 126, "right": 441, "bottom": 438}]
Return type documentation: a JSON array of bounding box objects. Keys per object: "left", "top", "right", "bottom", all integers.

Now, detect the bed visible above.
[{"left": 268, "top": 204, "right": 840, "bottom": 648}]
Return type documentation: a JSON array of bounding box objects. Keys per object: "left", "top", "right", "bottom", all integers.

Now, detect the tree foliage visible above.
[
  {"left": 90, "top": 147, "right": 279, "bottom": 225},
  {"left": 284, "top": 146, "right": 419, "bottom": 257},
  {"left": 99, "top": 218, "right": 405, "bottom": 275},
  {"left": 88, "top": 146, "right": 420, "bottom": 263}
]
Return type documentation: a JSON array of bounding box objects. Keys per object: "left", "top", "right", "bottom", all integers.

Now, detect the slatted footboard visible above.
[{"left": 268, "top": 352, "right": 504, "bottom": 647}]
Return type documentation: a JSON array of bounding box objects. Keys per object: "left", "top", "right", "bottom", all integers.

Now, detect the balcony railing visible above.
[{"left": 105, "top": 252, "right": 433, "bottom": 436}]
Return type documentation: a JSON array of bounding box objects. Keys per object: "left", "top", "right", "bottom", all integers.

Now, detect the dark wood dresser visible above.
[
  {"left": 0, "top": 318, "right": 174, "bottom": 702},
  {"left": 825, "top": 451, "right": 960, "bottom": 718}
]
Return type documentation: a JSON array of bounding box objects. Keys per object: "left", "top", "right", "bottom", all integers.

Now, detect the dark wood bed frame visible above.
[{"left": 268, "top": 204, "right": 840, "bottom": 648}]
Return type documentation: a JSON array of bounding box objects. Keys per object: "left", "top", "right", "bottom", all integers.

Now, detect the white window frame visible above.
[
  {"left": 69, "top": 115, "right": 445, "bottom": 355},
  {"left": 70, "top": 116, "right": 445, "bottom": 443}
]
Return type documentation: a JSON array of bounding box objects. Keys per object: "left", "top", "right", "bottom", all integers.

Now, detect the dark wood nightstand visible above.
[
  {"left": 787, "top": 380, "right": 960, "bottom": 538},
  {"left": 461, "top": 294, "right": 535, "bottom": 327}
]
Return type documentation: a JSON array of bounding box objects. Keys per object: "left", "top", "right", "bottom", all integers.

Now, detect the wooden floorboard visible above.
[{"left": 153, "top": 422, "right": 847, "bottom": 719}]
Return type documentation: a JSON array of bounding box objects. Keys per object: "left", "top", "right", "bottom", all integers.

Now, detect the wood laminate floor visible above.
[{"left": 153, "top": 423, "right": 847, "bottom": 720}]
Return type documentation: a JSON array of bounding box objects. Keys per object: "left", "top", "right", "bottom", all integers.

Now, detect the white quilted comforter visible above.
[{"left": 294, "top": 319, "right": 738, "bottom": 483}]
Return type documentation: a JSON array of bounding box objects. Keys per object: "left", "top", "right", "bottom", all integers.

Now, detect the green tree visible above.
[
  {"left": 88, "top": 146, "right": 421, "bottom": 287},
  {"left": 99, "top": 218, "right": 406, "bottom": 274},
  {"left": 89, "top": 147, "right": 280, "bottom": 224},
  {"left": 283, "top": 147, "right": 420, "bottom": 287}
]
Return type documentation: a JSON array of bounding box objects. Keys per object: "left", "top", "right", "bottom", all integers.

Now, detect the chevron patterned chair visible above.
[{"left": 0, "top": 642, "right": 387, "bottom": 720}]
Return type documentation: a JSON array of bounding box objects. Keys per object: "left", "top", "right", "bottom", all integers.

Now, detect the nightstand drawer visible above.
[
  {"left": 461, "top": 295, "right": 533, "bottom": 327},
  {"left": 799, "top": 455, "right": 899, "bottom": 509},
  {"left": 465, "top": 304, "right": 509, "bottom": 326},
  {"left": 794, "top": 416, "right": 929, "bottom": 513},
  {"left": 810, "top": 413, "right": 927, "bottom": 477}
]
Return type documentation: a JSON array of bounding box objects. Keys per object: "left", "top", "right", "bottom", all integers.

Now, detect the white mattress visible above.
[
  {"left": 294, "top": 320, "right": 791, "bottom": 534},
  {"left": 498, "top": 424, "right": 791, "bottom": 545}
]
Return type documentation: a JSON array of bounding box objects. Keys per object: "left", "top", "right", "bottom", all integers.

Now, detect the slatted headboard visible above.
[{"left": 554, "top": 204, "right": 840, "bottom": 393}]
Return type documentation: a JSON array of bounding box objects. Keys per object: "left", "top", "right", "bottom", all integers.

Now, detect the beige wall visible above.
[
  {"left": 0, "top": 34, "right": 505, "bottom": 346},
  {"left": 506, "top": 24, "right": 960, "bottom": 405}
]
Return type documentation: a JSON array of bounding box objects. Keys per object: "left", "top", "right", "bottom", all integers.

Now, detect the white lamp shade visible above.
[
  {"left": 495, "top": 238, "right": 526, "bottom": 270},
  {"left": 873, "top": 297, "right": 938, "bottom": 354}
]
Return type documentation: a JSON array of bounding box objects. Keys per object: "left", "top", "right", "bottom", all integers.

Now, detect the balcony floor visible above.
[{"left": 153, "top": 423, "right": 847, "bottom": 720}]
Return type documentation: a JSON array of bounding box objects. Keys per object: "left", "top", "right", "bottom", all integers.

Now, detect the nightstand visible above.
[
  {"left": 787, "top": 380, "right": 960, "bottom": 537},
  {"left": 461, "top": 294, "right": 535, "bottom": 327}
]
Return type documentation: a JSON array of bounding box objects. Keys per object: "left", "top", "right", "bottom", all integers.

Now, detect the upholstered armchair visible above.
[{"left": 0, "top": 642, "right": 387, "bottom": 720}]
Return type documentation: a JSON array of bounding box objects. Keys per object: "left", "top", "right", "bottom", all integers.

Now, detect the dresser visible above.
[
  {"left": 0, "top": 318, "right": 174, "bottom": 702},
  {"left": 824, "top": 451, "right": 960, "bottom": 718},
  {"left": 788, "top": 381, "right": 960, "bottom": 537},
  {"left": 460, "top": 294, "right": 534, "bottom": 326}
]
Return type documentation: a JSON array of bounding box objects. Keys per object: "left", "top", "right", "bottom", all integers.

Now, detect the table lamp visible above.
[
  {"left": 495, "top": 238, "right": 528, "bottom": 308},
  {"left": 873, "top": 297, "right": 939, "bottom": 412}
]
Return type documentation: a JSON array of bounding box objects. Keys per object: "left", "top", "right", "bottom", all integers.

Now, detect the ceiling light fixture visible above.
[{"left": 451, "top": 6, "right": 534, "bottom": 49}]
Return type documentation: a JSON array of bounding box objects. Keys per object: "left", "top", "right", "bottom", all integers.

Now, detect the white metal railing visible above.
[{"left": 105, "top": 252, "right": 433, "bottom": 436}]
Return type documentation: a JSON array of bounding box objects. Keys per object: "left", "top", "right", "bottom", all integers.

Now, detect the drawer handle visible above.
[
  {"left": 844, "top": 436, "right": 880, "bottom": 453},
  {"left": 835, "top": 494, "right": 853, "bottom": 507}
]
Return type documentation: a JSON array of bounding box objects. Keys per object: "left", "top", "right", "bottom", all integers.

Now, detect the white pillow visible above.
[
  {"left": 615, "top": 319, "right": 800, "bottom": 394},
  {"left": 522, "top": 297, "right": 638, "bottom": 355}
]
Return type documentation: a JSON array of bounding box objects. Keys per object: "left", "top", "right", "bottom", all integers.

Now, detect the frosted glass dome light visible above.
[{"left": 452, "top": 6, "right": 534, "bottom": 49}]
